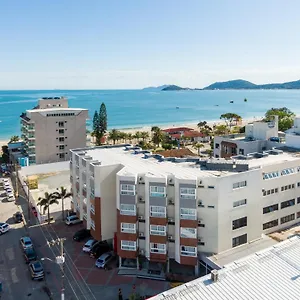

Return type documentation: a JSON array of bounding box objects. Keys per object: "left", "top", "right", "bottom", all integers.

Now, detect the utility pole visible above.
[
  {"left": 14, "top": 162, "right": 19, "bottom": 198},
  {"left": 47, "top": 238, "right": 66, "bottom": 300}
]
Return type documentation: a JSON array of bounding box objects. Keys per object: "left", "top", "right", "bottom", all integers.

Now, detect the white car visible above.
[
  {"left": 7, "top": 194, "right": 15, "bottom": 202},
  {"left": 65, "top": 215, "right": 82, "bottom": 226},
  {"left": 0, "top": 222, "right": 10, "bottom": 235},
  {"left": 82, "top": 239, "right": 97, "bottom": 253}
]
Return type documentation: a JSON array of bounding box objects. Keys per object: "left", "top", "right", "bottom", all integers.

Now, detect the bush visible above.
[{"left": 162, "top": 143, "right": 172, "bottom": 150}]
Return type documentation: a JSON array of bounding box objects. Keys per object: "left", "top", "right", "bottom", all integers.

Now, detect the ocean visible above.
[{"left": 0, "top": 89, "right": 300, "bottom": 140}]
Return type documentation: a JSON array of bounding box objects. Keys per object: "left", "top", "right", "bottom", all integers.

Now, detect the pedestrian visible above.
[{"left": 118, "top": 288, "right": 123, "bottom": 300}]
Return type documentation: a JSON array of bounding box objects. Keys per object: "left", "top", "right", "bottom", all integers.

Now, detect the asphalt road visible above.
[{"left": 0, "top": 191, "right": 50, "bottom": 300}]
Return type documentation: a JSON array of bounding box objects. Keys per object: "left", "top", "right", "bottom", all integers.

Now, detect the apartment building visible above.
[
  {"left": 70, "top": 141, "right": 300, "bottom": 275},
  {"left": 20, "top": 97, "right": 88, "bottom": 165},
  {"left": 214, "top": 116, "right": 279, "bottom": 158}
]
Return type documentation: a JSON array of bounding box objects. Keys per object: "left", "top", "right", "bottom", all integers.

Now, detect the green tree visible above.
[
  {"left": 53, "top": 187, "right": 72, "bottom": 221},
  {"left": 220, "top": 113, "right": 242, "bottom": 128},
  {"left": 134, "top": 131, "right": 142, "bottom": 143},
  {"left": 140, "top": 131, "right": 149, "bottom": 142},
  {"left": 127, "top": 133, "right": 133, "bottom": 143},
  {"left": 9, "top": 135, "right": 20, "bottom": 143},
  {"left": 99, "top": 103, "right": 107, "bottom": 137},
  {"left": 108, "top": 129, "right": 120, "bottom": 145},
  {"left": 193, "top": 143, "right": 205, "bottom": 155},
  {"left": 37, "top": 192, "right": 59, "bottom": 224},
  {"left": 119, "top": 131, "right": 127, "bottom": 143},
  {"left": 264, "top": 107, "right": 295, "bottom": 131},
  {"left": 1, "top": 145, "right": 9, "bottom": 163},
  {"left": 214, "top": 124, "right": 228, "bottom": 135},
  {"left": 151, "top": 127, "right": 164, "bottom": 147},
  {"left": 92, "top": 111, "right": 100, "bottom": 133}
]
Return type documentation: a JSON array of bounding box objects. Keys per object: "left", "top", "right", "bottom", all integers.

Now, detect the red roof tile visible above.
[
  {"left": 163, "top": 127, "right": 193, "bottom": 133},
  {"left": 170, "top": 131, "right": 208, "bottom": 139}
]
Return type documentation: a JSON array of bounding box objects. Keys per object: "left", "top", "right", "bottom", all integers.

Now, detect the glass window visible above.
[
  {"left": 90, "top": 204, "right": 95, "bottom": 214},
  {"left": 280, "top": 213, "right": 295, "bottom": 224},
  {"left": 232, "top": 234, "right": 247, "bottom": 248},
  {"left": 232, "top": 217, "right": 247, "bottom": 230},
  {"left": 180, "top": 208, "right": 197, "bottom": 220},
  {"left": 150, "top": 243, "right": 166, "bottom": 254},
  {"left": 180, "top": 227, "right": 197, "bottom": 238},
  {"left": 150, "top": 225, "right": 166, "bottom": 236},
  {"left": 90, "top": 219, "right": 95, "bottom": 230},
  {"left": 263, "top": 204, "right": 279, "bottom": 214},
  {"left": 263, "top": 219, "right": 278, "bottom": 230},
  {"left": 121, "top": 240, "right": 136, "bottom": 251},
  {"left": 120, "top": 184, "right": 135, "bottom": 196},
  {"left": 120, "top": 204, "right": 136, "bottom": 216},
  {"left": 150, "top": 186, "right": 166, "bottom": 198},
  {"left": 180, "top": 188, "right": 196, "bottom": 199},
  {"left": 233, "top": 199, "right": 247, "bottom": 208},
  {"left": 181, "top": 246, "right": 197, "bottom": 257},
  {"left": 281, "top": 199, "right": 295, "bottom": 209},
  {"left": 150, "top": 206, "right": 166, "bottom": 218},
  {"left": 232, "top": 181, "right": 247, "bottom": 189},
  {"left": 121, "top": 223, "right": 136, "bottom": 234}
]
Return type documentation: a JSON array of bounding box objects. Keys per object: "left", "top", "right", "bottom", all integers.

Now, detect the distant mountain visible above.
[
  {"left": 142, "top": 85, "right": 169, "bottom": 91},
  {"left": 203, "top": 79, "right": 300, "bottom": 90},
  {"left": 161, "top": 85, "right": 189, "bottom": 91}
]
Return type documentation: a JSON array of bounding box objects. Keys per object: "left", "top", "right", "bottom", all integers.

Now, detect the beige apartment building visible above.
[
  {"left": 70, "top": 140, "right": 300, "bottom": 275},
  {"left": 20, "top": 97, "right": 88, "bottom": 165}
]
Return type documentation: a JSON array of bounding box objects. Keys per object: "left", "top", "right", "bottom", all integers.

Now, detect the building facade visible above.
[
  {"left": 20, "top": 97, "right": 88, "bottom": 165},
  {"left": 70, "top": 144, "right": 300, "bottom": 274}
]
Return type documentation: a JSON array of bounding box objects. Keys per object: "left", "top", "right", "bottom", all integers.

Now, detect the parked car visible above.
[
  {"left": 20, "top": 236, "right": 33, "bottom": 250},
  {"left": 90, "top": 241, "right": 110, "bottom": 259},
  {"left": 13, "top": 212, "right": 23, "bottom": 223},
  {"left": 7, "top": 194, "right": 15, "bottom": 202},
  {"left": 65, "top": 215, "right": 82, "bottom": 226},
  {"left": 67, "top": 211, "right": 77, "bottom": 217},
  {"left": 0, "top": 222, "right": 10, "bottom": 235},
  {"left": 73, "top": 229, "right": 91, "bottom": 242},
  {"left": 82, "top": 239, "right": 97, "bottom": 253},
  {"left": 29, "top": 261, "right": 44, "bottom": 280},
  {"left": 95, "top": 252, "right": 113, "bottom": 268},
  {"left": 24, "top": 247, "right": 37, "bottom": 263}
]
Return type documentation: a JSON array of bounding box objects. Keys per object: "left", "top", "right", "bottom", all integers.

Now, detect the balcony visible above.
[
  {"left": 27, "top": 126, "right": 35, "bottom": 132},
  {"left": 28, "top": 135, "right": 35, "bottom": 140}
]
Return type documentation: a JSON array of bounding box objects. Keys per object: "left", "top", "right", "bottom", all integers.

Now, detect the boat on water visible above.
[
  {"left": 230, "top": 100, "right": 234, "bottom": 103},
  {"left": 176, "top": 106, "right": 179, "bottom": 109}
]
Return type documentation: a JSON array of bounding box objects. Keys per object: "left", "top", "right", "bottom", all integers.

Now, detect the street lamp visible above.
[{"left": 42, "top": 237, "right": 66, "bottom": 300}]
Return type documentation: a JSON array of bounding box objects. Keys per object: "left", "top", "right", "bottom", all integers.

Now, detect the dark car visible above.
[
  {"left": 24, "top": 247, "right": 37, "bottom": 263},
  {"left": 13, "top": 212, "right": 23, "bottom": 223},
  {"left": 29, "top": 260, "right": 44, "bottom": 280},
  {"left": 90, "top": 241, "right": 111, "bottom": 258},
  {"left": 73, "top": 229, "right": 91, "bottom": 242}
]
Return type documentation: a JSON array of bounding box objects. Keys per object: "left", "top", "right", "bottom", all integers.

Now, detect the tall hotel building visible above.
[
  {"left": 20, "top": 97, "right": 88, "bottom": 165},
  {"left": 70, "top": 137, "right": 300, "bottom": 274}
]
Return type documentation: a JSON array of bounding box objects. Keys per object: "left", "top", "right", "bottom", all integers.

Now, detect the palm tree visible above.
[
  {"left": 108, "top": 129, "right": 119, "bottom": 145},
  {"left": 53, "top": 187, "right": 72, "bottom": 221},
  {"left": 151, "top": 127, "right": 164, "bottom": 147},
  {"left": 37, "top": 192, "right": 59, "bottom": 224},
  {"left": 193, "top": 143, "right": 205, "bottom": 156},
  {"left": 127, "top": 133, "right": 133, "bottom": 144},
  {"left": 119, "top": 132, "right": 127, "bottom": 143},
  {"left": 140, "top": 131, "right": 149, "bottom": 142},
  {"left": 10, "top": 135, "right": 20, "bottom": 143},
  {"left": 134, "top": 131, "right": 142, "bottom": 143}
]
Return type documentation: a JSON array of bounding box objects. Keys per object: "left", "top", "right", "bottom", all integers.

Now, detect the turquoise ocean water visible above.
[{"left": 0, "top": 89, "right": 300, "bottom": 140}]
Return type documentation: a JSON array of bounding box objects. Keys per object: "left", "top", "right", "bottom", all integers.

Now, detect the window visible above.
[
  {"left": 233, "top": 199, "right": 247, "bottom": 208},
  {"left": 150, "top": 225, "right": 166, "bottom": 236},
  {"left": 233, "top": 181, "right": 247, "bottom": 189},
  {"left": 215, "top": 143, "right": 220, "bottom": 149},
  {"left": 232, "top": 234, "right": 247, "bottom": 248},
  {"left": 90, "top": 204, "right": 95, "bottom": 214},
  {"left": 207, "top": 205, "right": 215, "bottom": 208},
  {"left": 181, "top": 246, "right": 197, "bottom": 257},
  {"left": 232, "top": 217, "right": 247, "bottom": 230},
  {"left": 59, "top": 153, "right": 65, "bottom": 159},
  {"left": 263, "top": 204, "right": 278, "bottom": 214},
  {"left": 59, "top": 129, "right": 64, "bottom": 134},
  {"left": 298, "top": 197, "right": 300, "bottom": 204},
  {"left": 90, "top": 219, "right": 95, "bottom": 230},
  {"left": 281, "top": 168, "right": 295, "bottom": 176},
  {"left": 150, "top": 186, "right": 166, "bottom": 198},
  {"left": 263, "top": 219, "right": 278, "bottom": 230},
  {"left": 281, "top": 199, "right": 295, "bottom": 209},
  {"left": 121, "top": 240, "right": 136, "bottom": 251},
  {"left": 59, "top": 145, "right": 65, "bottom": 150},
  {"left": 281, "top": 213, "right": 295, "bottom": 224},
  {"left": 297, "top": 212, "right": 300, "bottom": 218},
  {"left": 150, "top": 243, "right": 166, "bottom": 254},
  {"left": 58, "top": 121, "right": 64, "bottom": 127},
  {"left": 150, "top": 206, "right": 166, "bottom": 218},
  {"left": 239, "top": 149, "right": 244, "bottom": 155},
  {"left": 120, "top": 204, "right": 136, "bottom": 216},
  {"left": 180, "top": 227, "right": 197, "bottom": 238},
  {"left": 208, "top": 186, "right": 215, "bottom": 189},
  {"left": 180, "top": 208, "right": 197, "bottom": 220},
  {"left": 59, "top": 137, "right": 64, "bottom": 142},
  {"left": 180, "top": 188, "right": 196, "bottom": 199},
  {"left": 121, "top": 223, "right": 136, "bottom": 234},
  {"left": 263, "top": 171, "right": 279, "bottom": 180},
  {"left": 281, "top": 184, "right": 295, "bottom": 192},
  {"left": 120, "top": 184, "right": 135, "bottom": 196}
]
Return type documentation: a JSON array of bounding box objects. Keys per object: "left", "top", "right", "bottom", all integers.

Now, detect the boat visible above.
[
  {"left": 230, "top": 100, "right": 234, "bottom": 103},
  {"left": 244, "top": 98, "right": 248, "bottom": 102},
  {"left": 176, "top": 107, "right": 179, "bottom": 109}
]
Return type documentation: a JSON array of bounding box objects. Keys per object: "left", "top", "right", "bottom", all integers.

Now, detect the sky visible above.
[{"left": 1, "top": 0, "right": 300, "bottom": 89}]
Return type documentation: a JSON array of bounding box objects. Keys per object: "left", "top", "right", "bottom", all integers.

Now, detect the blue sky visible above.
[{"left": 1, "top": 0, "right": 300, "bottom": 89}]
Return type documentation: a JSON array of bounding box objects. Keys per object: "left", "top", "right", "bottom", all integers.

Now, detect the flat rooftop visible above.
[
  {"left": 27, "top": 107, "right": 87, "bottom": 113},
  {"left": 151, "top": 235, "right": 300, "bottom": 300},
  {"left": 75, "top": 145, "right": 300, "bottom": 178}
]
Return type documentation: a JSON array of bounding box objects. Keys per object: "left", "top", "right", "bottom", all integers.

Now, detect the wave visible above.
[{"left": 0, "top": 99, "right": 37, "bottom": 105}]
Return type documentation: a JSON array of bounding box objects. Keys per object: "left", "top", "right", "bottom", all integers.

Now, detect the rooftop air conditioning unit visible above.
[
  {"left": 139, "top": 232, "right": 144, "bottom": 237},
  {"left": 168, "top": 198, "right": 174, "bottom": 205},
  {"left": 139, "top": 216, "right": 144, "bottom": 220},
  {"left": 211, "top": 270, "right": 219, "bottom": 282},
  {"left": 138, "top": 196, "right": 144, "bottom": 202}
]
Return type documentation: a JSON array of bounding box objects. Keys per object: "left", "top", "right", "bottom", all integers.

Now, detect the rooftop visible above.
[
  {"left": 150, "top": 235, "right": 300, "bottom": 300},
  {"left": 27, "top": 107, "right": 87, "bottom": 113},
  {"left": 163, "top": 127, "right": 193, "bottom": 133}
]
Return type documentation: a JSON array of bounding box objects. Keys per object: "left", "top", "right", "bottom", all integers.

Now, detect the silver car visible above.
[
  {"left": 83, "top": 239, "right": 97, "bottom": 253},
  {"left": 65, "top": 215, "right": 82, "bottom": 226},
  {"left": 95, "top": 252, "right": 113, "bottom": 269}
]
